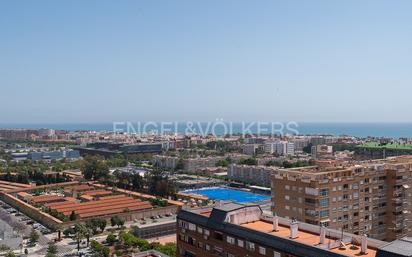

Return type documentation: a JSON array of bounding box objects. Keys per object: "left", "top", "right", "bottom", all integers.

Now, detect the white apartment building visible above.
[{"left": 264, "top": 141, "right": 295, "bottom": 156}]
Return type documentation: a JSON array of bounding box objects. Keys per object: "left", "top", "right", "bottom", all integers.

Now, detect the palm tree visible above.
[{"left": 73, "top": 224, "right": 87, "bottom": 251}]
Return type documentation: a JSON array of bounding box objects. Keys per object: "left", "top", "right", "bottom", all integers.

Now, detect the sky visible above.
[{"left": 0, "top": 0, "right": 411, "bottom": 123}]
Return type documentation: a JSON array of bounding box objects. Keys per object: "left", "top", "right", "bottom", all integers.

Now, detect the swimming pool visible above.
[{"left": 183, "top": 187, "right": 270, "bottom": 203}]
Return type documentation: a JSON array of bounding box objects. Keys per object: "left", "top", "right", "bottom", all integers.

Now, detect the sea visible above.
[{"left": 0, "top": 122, "right": 411, "bottom": 138}]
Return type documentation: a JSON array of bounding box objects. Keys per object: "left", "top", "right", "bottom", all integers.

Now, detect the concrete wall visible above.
[{"left": 0, "top": 192, "right": 63, "bottom": 230}]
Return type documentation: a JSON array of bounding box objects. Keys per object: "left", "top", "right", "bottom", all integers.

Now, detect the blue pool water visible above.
[{"left": 183, "top": 187, "right": 270, "bottom": 203}]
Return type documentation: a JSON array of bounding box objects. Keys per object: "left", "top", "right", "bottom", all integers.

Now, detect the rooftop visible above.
[
  {"left": 241, "top": 219, "right": 376, "bottom": 257},
  {"left": 377, "top": 237, "right": 412, "bottom": 257},
  {"left": 180, "top": 203, "right": 389, "bottom": 257}
]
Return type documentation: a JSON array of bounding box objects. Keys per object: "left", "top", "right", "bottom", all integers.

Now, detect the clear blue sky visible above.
[{"left": 1, "top": 0, "right": 411, "bottom": 123}]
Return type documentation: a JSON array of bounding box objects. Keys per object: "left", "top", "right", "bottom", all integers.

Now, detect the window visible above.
[
  {"left": 197, "top": 227, "right": 203, "bottom": 234},
  {"left": 188, "top": 223, "right": 196, "bottom": 231},
  {"left": 246, "top": 241, "right": 255, "bottom": 251},
  {"left": 205, "top": 244, "right": 210, "bottom": 251},
  {"left": 320, "top": 188, "right": 329, "bottom": 196},
  {"left": 226, "top": 236, "right": 235, "bottom": 245},
  {"left": 285, "top": 195, "right": 290, "bottom": 200},
  {"left": 204, "top": 229, "right": 210, "bottom": 236},
  {"left": 259, "top": 246, "right": 266, "bottom": 255},
  {"left": 188, "top": 236, "right": 196, "bottom": 246},
  {"left": 320, "top": 210, "right": 329, "bottom": 217},
  {"left": 320, "top": 198, "right": 329, "bottom": 207},
  {"left": 238, "top": 239, "right": 244, "bottom": 248},
  {"left": 274, "top": 251, "right": 281, "bottom": 257},
  {"left": 179, "top": 220, "right": 188, "bottom": 229},
  {"left": 214, "top": 231, "right": 223, "bottom": 241},
  {"left": 213, "top": 246, "right": 223, "bottom": 255}
]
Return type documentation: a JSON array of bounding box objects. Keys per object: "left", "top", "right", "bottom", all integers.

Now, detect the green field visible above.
[{"left": 358, "top": 141, "right": 412, "bottom": 150}]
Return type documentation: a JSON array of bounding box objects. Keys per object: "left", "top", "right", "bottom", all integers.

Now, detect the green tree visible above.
[
  {"left": 29, "top": 229, "right": 39, "bottom": 245},
  {"left": 0, "top": 245, "right": 10, "bottom": 251},
  {"left": 98, "top": 219, "right": 106, "bottom": 233},
  {"left": 131, "top": 173, "right": 144, "bottom": 191},
  {"left": 81, "top": 155, "right": 109, "bottom": 181},
  {"left": 147, "top": 170, "right": 175, "bottom": 197},
  {"left": 110, "top": 216, "right": 119, "bottom": 227},
  {"left": 63, "top": 227, "right": 74, "bottom": 237},
  {"left": 46, "top": 242, "right": 58, "bottom": 257},
  {"left": 5, "top": 251, "right": 16, "bottom": 257},
  {"left": 90, "top": 240, "right": 110, "bottom": 257},
  {"left": 238, "top": 157, "right": 257, "bottom": 165},
  {"left": 69, "top": 211, "right": 77, "bottom": 221},
  {"left": 85, "top": 219, "right": 99, "bottom": 235},
  {"left": 215, "top": 159, "right": 229, "bottom": 167},
  {"left": 106, "top": 233, "right": 116, "bottom": 245},
  {"left": 73, "top": 224, "right": 87, "bottom": 251}
]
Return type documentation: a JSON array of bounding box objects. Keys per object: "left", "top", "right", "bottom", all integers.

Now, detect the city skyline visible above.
[{"left": 1, "top": 0, "right": 412, "bottom": 123}]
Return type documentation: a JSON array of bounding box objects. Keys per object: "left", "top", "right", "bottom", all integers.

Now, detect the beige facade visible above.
[{"left": 271, "top": 157, "right": 412, "bottom": 241}]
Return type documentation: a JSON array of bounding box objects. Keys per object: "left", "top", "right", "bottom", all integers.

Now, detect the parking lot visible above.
[{"left": 0, "top": 201, "right": 51, "bottom": 255}]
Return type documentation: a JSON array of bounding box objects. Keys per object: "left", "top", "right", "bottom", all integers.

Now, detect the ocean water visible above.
[{"left": 0, "top": 122, "right": 411, "bottom": 138}]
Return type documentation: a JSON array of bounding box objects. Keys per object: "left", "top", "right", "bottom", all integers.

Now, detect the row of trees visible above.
[
  {"left": 265, "top": 159, "right": 311, "bottom": 168},
  {"left": 63, "top": 217, "right": 110, "bottom": 252},
  {"left": 105, "top": 230, "right": 176, "bottom": 257},
  {"left": 81, "top": 155, "right": 175, "bottom": 198}
]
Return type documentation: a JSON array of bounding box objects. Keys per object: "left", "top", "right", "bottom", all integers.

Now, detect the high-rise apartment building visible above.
[
  {"left": 265, "top": 141, "right": 295, "bottom": 156},
  {"left": 271, "top": 157, "right": 412, "bottom": 241}
]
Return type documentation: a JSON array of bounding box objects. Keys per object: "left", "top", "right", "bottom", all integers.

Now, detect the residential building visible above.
[
  {"left": 177, "top": 202, "right": 410, "bottom": 257},
  {"left": 153, "top": 154, "right": 247, "bottom": 172},
  {"left": 271, "top": 156, "right": 412, "bottom": 241},
  {"left": 242, "top": 144, "right": 260, "bottom": 155},
  {"left": 291, "top": 139, "right": 309, "bottom": 152},
  {"left": 228, "top": 164, "right": 279, "bottom": 187},
  {"left": 311, "top": 144, "right": 333, "bottom": 159},
  {"left": 265, "top": 141, "right": 295, "bottom": 156}
]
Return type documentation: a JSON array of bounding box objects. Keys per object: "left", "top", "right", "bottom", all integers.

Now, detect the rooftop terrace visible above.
[{"left": 180, "top": 203, "right": 391, "bottom": 257}]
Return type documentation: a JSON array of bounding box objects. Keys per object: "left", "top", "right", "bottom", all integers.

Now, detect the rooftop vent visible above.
[
  {"left": 320, "top": 225, "right": 326, "bottom": 244},
  {"left": 360, "top": 234, "right": 368, "bottom": 254},
  {"left": 290, "top": 219, "right": 299, "bottom": 239},
  {"left": 273, "top": 215, "right": 279, "bottom": 232}
]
